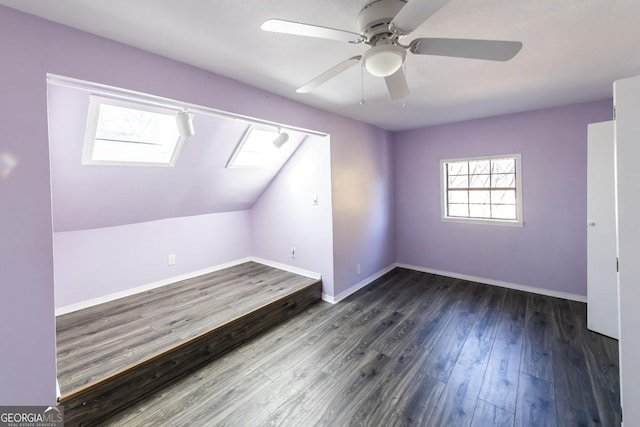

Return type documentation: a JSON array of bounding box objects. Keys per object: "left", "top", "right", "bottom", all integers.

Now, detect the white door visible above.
[
  {"left": 587, "top": 121, "right": 618, "bottom": 339},
  {"left": 615, "top": 75, "right": 640, "bottom": 426}
]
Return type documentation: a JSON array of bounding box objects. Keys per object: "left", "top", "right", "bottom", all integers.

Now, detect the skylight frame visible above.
[
  {"left": 82, "top": 96, "right": 186, "bottom": 167},
  {"left": 226, "top": 125, "right": 280, "bottom": 169}
]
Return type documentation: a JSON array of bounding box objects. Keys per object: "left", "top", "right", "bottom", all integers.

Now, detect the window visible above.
[
  {"left": 227, "top": 125, "right": 281, "bottom": 168},
  {"left": 441, "top": 154, "right": 523, "bottom": 226},
  {"left": 83, "top": 96, "right": 185, "bottom": 166}
]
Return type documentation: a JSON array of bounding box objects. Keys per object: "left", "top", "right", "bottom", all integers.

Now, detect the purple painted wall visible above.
[
  {"left": 394, "top": 100, "right": 612, "bottom": 297},
  {"left": 331, "top": 126, "right": 396, "bottom": 296},
  {"left": 252, "top": 136, "right": 335, "bottom": 294},
  {"left": 0, "top": 10, "right": 57, "bottom": 406},
  {"left": 54, "top": 211, "right": 251, "bottom": 308},
  {"left": 0, "top": 5, "right": 395, "bottom": 404}
]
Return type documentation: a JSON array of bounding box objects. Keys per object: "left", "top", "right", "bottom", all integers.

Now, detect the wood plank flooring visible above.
[
  {"left": 101, "top": 268, "right": 621, "bottom": 427},
  {"left": 56, "top": 262, "right": 320, "bottom": 396}
]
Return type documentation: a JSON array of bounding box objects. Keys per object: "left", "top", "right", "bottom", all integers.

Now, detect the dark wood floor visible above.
[
  {"left": 56, "top": 262, "right": 319, "bottom": 397},
  {"left": 102, "top": 268, "right": 620, "bottom": 427}
]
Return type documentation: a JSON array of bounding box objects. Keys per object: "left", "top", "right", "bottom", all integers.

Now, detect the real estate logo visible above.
[{"left": 0, "top": 406, "right": 64, "bottom": 427}]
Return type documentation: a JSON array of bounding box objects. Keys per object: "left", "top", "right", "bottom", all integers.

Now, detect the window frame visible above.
[
  {"left": 226, "top": 124, "right": 280, "bottom": 169},
  {"left": 440, "top": 154, "right": 523, "bottom": 227},
  {"left": 82, "top": 96, "right": 185, "bottom": 167}
]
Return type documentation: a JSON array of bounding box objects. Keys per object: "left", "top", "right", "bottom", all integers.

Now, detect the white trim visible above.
[
  {"left": 322, "top": 264, "right": 397, "bottom": 304},
  {"left": 55, "top": 256, "right": 585, "bottom": 316},
  {"left": 440, "top": 153, "right": 524, "bottom": 227},
  {"left": 55, "top": 257, "right": 322, "bottom": 316},
  {"left": 397, "top": 263, "right": 587, "bottom": 302},
  {"left": 47, "top": 74, "right": 328, "bottom": 137},
  {"left": 441, "top": 216, "right": 524, "bottom": 227},
  {"left": 82, "top": 95, "right": 186, "bottom": 167},
  {"left": 226, "top": 125, "right": 280, "bottom": 169},
  {"left": 249, "top": 257, "right": 321, "bottom": 280},
  {"left": 55, "top": 257, "right": 252, "bottom": 315}
]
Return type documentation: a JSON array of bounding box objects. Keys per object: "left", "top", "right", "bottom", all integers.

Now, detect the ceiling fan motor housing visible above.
[{"left": 356, "top": 0, "right": 407, "bottom": 41}]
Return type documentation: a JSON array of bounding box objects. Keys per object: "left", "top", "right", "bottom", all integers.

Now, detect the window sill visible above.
[{"left": 441, "top": 217, "right": 524, "bottom": 227}]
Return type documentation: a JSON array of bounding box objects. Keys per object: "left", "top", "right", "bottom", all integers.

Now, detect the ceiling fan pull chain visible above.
[
  {"left": 402, "top": 61, "right": 408, "bottom": 108},
  {"left": 360, "top": 61, "right": 365, "bottom": 105}
]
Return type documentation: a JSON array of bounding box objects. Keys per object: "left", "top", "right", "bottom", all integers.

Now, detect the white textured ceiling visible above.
[{"left": 1, "top": 0, "right": 639, "bottom": 130}]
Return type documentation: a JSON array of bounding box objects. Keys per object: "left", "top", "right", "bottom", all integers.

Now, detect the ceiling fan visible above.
[{"left": 261, "top": 0, "right": 522, "bottom": 100}]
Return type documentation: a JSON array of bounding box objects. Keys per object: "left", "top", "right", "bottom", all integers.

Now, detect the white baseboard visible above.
[
  {"left": 56, "top": 257, "right": 251, "bottom": 315},
  {"left": 322, "top": 264, "right": 397, "bottom": 304},
  {"left": 56, "top": 257, "right": 584, "bottom": 316},
  {"left": 396, "top": 263, "right": 587, "bottom": 303},
  {"left": 251, "top": 257, "right": 321, "bottom": 280},
  {"left": 55, "top": 257, "right": 322, "bottom": 316}
]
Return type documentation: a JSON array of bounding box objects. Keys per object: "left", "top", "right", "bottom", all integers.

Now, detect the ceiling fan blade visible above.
[
  {"left": 410, "top": 38, "right": 523, "bottom": 61},
  {"left": 261, "top": 19, "right": 363, "bottom": 43},
  {"left": 390, "top": 0, "right": 451, "bottom": 35},
  {"left": 297, "top": 56, "right": 362, "bottom": 94},
  {"left": 385, "top": 68, "right": 409, "bottom": 100}
]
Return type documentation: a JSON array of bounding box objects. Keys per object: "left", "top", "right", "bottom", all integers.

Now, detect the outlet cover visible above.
[{"left": 168, "top": 254, "right": 176, "bottom": 266}]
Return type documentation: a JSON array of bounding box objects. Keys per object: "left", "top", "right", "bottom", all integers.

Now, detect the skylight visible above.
[
  {"left": 83, "top": 96, "right": 185, "bottom": 166},
  {"left": 227, "top": 126, "right": 282, "bottom": 168}
]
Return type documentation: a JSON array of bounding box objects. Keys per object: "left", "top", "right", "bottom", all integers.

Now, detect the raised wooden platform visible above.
[{"left": 56, "top": 261, "right": 321, "bottom": 425}]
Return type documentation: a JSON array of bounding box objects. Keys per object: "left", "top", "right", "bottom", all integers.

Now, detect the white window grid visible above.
[{"left": 440, "top": 154, "right": 523, "bottom": 227}]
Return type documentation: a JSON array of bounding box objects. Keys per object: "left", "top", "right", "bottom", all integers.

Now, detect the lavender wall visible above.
[
  {"left": 252, "top": 136, "right": 335, "bottom": 294},
  {"left": 331, "top": 126, "right": 396, "bottom": 296},
  {"left": 0, "top": 5, "right": 395, "bottom": 404},
  {"left": 394, "top": 100, "right": 612, "bottom": 297},
  {"left": 54, "top": 211, "right": 251, "bottom": 308},
  {"left": 0, "top": 10, "right": 57, "bottom": 405}
]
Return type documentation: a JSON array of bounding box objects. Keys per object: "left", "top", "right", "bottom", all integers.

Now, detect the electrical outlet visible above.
[
  {"left": 313, "top": 194, "right": 319, "bottom": 205},
  {"left": 168, "top": 254, "right": 176, "bottom": 266},
  {"left": 357, "top": 264, "right": 361, "bottom": 274},
  {"left": 290, "top": 247, "right": 296, "bottom": 259}
]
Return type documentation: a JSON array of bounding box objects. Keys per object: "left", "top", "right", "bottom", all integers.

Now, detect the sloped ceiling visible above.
[
  {"left": 1, "top": 0, "right": 639, "bottom": 130},
  {"left": 47, "top": 83, "right": 306, "bottom": 232}
]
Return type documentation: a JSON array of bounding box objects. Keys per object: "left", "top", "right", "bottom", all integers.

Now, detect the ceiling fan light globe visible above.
[{"left": 363, "top": 44, "right": 406, "bottom": 77}]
